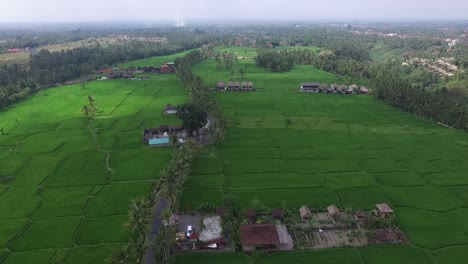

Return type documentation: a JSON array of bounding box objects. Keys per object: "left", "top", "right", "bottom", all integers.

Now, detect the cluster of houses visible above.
[
  {"left": 300, "top": 82, "right": 369, "bottom": 94},
  {"left": 142, "top": 125, "right": 185, "bottom": 147},
  {"left": 172, "top": 202, "right": 397, "bottom": 253},
  {"left": 159, "top": 62, "right": 176, "bottom": 73},
  {"left": 216, "top": 81, "right": 254, "bottom": 92},
  {"left": 142, "top": 104, "right": 185, "bottom": 147},
  {"left": 96, "top": 62, "right": 175, "bottom": 80}
]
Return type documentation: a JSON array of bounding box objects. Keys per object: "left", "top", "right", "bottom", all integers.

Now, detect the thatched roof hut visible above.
[
  {"left": 327, "top": 205, "right": 340, "bottom": 217},
  {"left": 299, "top": 205, "right": 312, "bottom": 221}
]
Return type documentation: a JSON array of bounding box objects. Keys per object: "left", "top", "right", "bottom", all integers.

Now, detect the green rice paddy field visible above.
[
  {"left": 179, "top": 47, "right": 468, "bottom": 263},
  {"left": 0, "top": 54, "right": 189, "bottom": 263}
]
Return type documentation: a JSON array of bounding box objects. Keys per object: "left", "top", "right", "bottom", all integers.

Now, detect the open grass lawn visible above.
[
  {"left": 179, "top": 47, "right": 468, "bottom": 263},
  {"left": 0, "top": 52, "right": 190, "bottom": 263}
]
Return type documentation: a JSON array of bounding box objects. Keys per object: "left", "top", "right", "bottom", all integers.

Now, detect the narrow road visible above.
[{"left": 145, "top": 198, "right": 168, "bottom": 264}]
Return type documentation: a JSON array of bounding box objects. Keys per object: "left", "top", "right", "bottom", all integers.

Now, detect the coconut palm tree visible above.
[
  {"left": 107, "top": 244, "right": 133, "bottom": 264},
  {"left": 126, "top": 197, "right": 152, "bottom": 236}
]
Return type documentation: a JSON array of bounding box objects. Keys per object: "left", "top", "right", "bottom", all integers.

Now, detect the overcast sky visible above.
[{"left": 1, "top": 0, "right": 467, "bottom": 23}]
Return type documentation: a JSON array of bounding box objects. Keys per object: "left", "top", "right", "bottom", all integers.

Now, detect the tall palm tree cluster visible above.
[
  {"left": 107, "top": 197, "right": 152, "bottom": 264},
  {"left": 108, "top": 51, "right": 226, "bottom": 264},
  {"left": 175, "top": 51, "right": 227, "bottom": 143}
]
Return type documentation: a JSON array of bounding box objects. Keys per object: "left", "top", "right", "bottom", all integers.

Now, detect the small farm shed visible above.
[
  {"left": 375, "top": 203, "right": 394, "bottom": 219},
  {"left": 327, "top": 205, "right": 340, "bottom": 218},
  {"left": 354, "top": 210, "right": 367, "bottom": 221},
  {"left": 299, "top": 205, "right": 312, "bottom": 221}
]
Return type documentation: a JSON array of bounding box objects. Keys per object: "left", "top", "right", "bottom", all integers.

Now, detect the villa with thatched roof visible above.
[
  {"left": 299, "top": 205, "right": 312, "bottom": 221},
  {"left": 328, "top": 84, "right": 338, "bottom": 93},
  {"left": 227, "top": 81, "right": 240, "bottom": 91},
  {"left": 347, "top": 84, "right": 358, "bottom": 94},
  {"left": 360, "top": 86, "right": 369, "bottom": 94},
  {"left": 242, "top": 81, "right": 253, "bottom": 91},
  {"left": 217, "top": 81, "right": 226, "bottom": 91}
]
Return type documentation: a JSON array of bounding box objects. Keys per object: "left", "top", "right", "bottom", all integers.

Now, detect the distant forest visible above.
[{"left": 0, "top": 24, "right": 467, "bottom": 129}]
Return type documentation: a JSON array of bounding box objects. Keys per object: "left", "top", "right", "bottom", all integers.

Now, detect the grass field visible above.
[
  {"left": 0, "top": 52, "right": 189, "bottom": 263},
  {"left": 179, "top": 47, "right": 468, "bottom": 262}
]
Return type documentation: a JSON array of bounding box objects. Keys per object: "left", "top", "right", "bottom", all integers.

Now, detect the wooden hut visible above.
[
  {"left": 327, "top": 205, "right": 340, "bottom": 218},
  {"left": 354, "top": 210, "right": 367, "bottom": 221},
  {"left": 217, "top": 81, "right": 226, "bottom": 91},
  {"left": 299, "top": 205, "right": 312, "bottom": 221},
  {"left": 375, "top": 203, "right": 394, "bottom": 219},
  {"left": 241, "top": 81, "right": 248, "bottom": 91}
]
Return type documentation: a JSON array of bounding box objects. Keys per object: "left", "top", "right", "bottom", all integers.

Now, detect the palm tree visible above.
[
  {"left": 128, "top": 235, "right": 148, "bottom": 264},
  {"left": 126, "top": 197, "right": 152, "bottom": 236},
  {"left": 107, "top": 244, "right": 133, "bottom": 264}
]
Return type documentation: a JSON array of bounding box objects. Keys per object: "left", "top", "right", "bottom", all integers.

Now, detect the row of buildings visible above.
[
  {"left": 300, "top": 82, "right": 369, "bottom": 94},
  {"left": 217, "top": 81, "right": 254, "bottom": 91}
]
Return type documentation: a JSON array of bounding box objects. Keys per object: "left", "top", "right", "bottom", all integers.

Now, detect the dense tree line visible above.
[
  {"left": 372, "top": 66, "right": 468, "bottom": 129},
  {"left": 0, "top": 31, "right": 219, "bottom": 108}
]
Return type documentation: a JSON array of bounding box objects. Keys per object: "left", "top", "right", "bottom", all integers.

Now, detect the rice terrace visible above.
[{"left": 1, "top": 19, "right": 468, "bottom": 264}]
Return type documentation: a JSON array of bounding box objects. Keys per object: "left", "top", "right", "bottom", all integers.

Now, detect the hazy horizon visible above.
[{"left": 1, "top": 0, "right": 468, "bottom": 24}]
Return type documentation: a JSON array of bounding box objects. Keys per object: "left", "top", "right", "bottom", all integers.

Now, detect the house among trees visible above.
[
  {"left": 160, "top": 63, "right": 175, "bottom": 73},
  {"left": 328, "top": 84, "right": 338, "bottom": 93},
  {"left": 6, "top": 48, "right": 24, "bottom": 53},
  {"left": 164, "top": 104, "right": 177, "bottom": 115},
  {"left": 354, "top": 210, "right": 367, "bottom": 222},
  {"left": 374, "top": 203, "right": 394, "bottom": 219},
  {"left": 299, "top": 205, "right": 312, "bottom": 221},
  {"left": 347, "top": 84, "right": 358, "bottom": 94},
  {"left": 240, "top": 224, "right": 293, "bottom": 251},
  {"left": 359, "top": 86, "right": 369, "bottom": 94},
  {"left": 338, "top": 85, "right": 347, "bottom": 94},
  {"left": 320, "top": 83, "right": 329, "bottom": 92},
  {"left": 217, "top": 81, "right": 226, "bottom": 91},
  {"left": 300, "top": 82, "right": 321, "bottom": 93}
]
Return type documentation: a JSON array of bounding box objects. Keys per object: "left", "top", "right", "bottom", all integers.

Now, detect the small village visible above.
[{"left": 167, "top": 202, "right": 406, "bottom": 254}]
